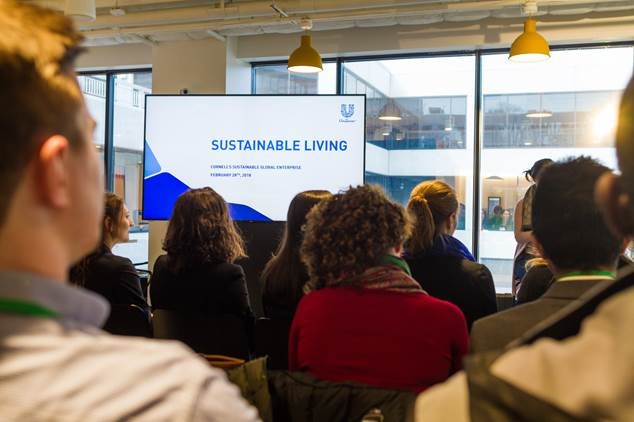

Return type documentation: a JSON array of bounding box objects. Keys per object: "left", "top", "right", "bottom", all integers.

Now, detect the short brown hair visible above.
[
  {"left": 301, "top": 185, "right": 411, "bottom": 290},
  {"left": 0, "top": 1, "right": 85, "bottom": 225},
  {"left": 163, "top": 188, "right": 246, "bottom": 272},
  {"left": 406, "top": 180, "right": 458, "bottom": 255}
]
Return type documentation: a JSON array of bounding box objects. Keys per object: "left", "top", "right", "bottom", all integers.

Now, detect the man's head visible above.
[
  {"left": 0, "top": 1, "right": 103, "bottom": 275},
  {"left": 596, "top": 76, "right": 634, "bottom": 239},
  {"left": 532, "top": 157, "right": 621, "bottom": 273}
]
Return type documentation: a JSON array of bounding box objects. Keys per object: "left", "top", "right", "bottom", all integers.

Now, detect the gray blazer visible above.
[{"left": 470, "top": 277, "right": 611, "bottom": 353}]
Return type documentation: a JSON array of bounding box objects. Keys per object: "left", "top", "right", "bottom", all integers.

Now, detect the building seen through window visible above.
[
  {"left": 78, "top": 71, "right": 152, "bottom": 267},
  {"left": 253, "top": 46, "right": 633, "bottom": 292}
]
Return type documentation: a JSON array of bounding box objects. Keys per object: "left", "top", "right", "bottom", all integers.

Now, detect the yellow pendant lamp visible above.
[
  {"left": 288, "top": 34, "right": 323, "bottom": 73},
  {"left": 509, "top": 17, "right": 550, "bottom": 62}
]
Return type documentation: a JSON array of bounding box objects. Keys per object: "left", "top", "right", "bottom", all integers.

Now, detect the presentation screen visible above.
[{"left": 143, "top": 95, "right": 366, "bottom": 221}]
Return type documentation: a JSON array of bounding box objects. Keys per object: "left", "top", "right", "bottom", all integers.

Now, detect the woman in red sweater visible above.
[{"left": 289, "top": 185, "right": 468, "bottom": 393}]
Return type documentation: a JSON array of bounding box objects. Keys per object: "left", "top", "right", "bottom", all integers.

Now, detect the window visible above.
[
  {"left": 78, "top": 70, "right": 152, "bottom": 267},
  {"left": 253, "top": 63, "right": 337, "bottom": 94},
  {"left": 479, "top": 47, "right": 633, "bottom": 292},
  {"left": 343, "top": 56, "right": 476, "bottom": 251},
  {"left": 253, "top": 44, "right": 634, "bottom": 293},
  {"left": 112, "top": 72, "right": 152, "bottom": 266},
  {"left": 78, "top": 73, "right": 106, "bottom": 172}
]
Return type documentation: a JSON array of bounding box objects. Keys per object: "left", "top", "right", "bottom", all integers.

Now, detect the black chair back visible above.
[
  {"left": 152, "top": 309, "right": 251, "bottom": 360},
  {"left": 254, "top": 318, "right": 291, "bottom": 370},
  {"left": 102, "top": 304, "right": 152, "bottom": 337}
]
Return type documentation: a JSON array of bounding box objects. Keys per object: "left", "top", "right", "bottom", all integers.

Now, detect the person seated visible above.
[
  {"left": 70, "top": 193, "right": 149, "bottom": 314},
  {"left": 414, "top": 75, "right": 634, "bottom": 422},
  {"left": 289, "top": 185, "right": 468, "bottom": 393},
  {"left": 151, "top": 187, "right": 254, "bottom": 324},
  {"left": 517, "top": 253, "right": 632, "bottom": 304},
  {"left": 486, "top": 205, "right": 504, "bottom": 231},
  {"left": 261, "top": 190, "right": 332, "bottom": 320},
  {"left": 0, "top": 3, "right": 257, "bottom": 419},
  {"left": 514, "top": 257, "right": 553, "bottom": 304},
  {"left": 471, "top": 157, "right": 620, "bottom": 353},
  {"left": 405, "top": 180, "right": 497, "bottom": 329}
]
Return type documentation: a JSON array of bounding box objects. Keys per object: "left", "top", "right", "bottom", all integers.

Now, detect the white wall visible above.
[
  {"left": 226, "top": 37, "right": 252, "bottom": 94},
  {"left": 77, "top": 43, "right": 151, "bottom": 70}
]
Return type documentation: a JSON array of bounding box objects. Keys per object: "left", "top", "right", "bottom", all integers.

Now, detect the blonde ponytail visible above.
[
  {"left": 406, "top": 180, "right": 459, "bottom": 255},
  {"left": 406, "top": 195, "right": 435, "bottom": 255}
]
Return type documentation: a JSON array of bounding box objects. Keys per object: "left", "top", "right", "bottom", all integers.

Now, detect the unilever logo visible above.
[
  {"left": 340, "top": 104, "right": 356, "bottom": 123},
  {"left": 341, "top": 104, "right": 355, "bottom": 118}
]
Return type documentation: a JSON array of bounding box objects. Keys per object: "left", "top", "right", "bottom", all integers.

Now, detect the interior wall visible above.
[
  {"left": 77, "top": 43, "right": 152, "bottom": 70},
  {"left": 226, "top": 37, "right": 252, "bottom": 94}
]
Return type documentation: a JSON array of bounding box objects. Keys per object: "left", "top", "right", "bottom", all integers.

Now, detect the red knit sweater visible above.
[{"left": 288, "top": 287, "right": 468, "bottom": 393}]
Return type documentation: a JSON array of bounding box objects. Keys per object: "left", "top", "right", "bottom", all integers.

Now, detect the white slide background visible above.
[{"left": 145, "top": 95, "right": 365, "bottom": 220}]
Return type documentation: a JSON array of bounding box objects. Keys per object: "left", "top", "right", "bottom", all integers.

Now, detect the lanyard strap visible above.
[
  {"left": 382, "top": 254, "right": 412, "bottom": 276},
  {"left": 557, "top": 270, "right": 616, "bottom": 280},
  {"left": 0, "top": 298, "right": 59, "bottom": 319}
]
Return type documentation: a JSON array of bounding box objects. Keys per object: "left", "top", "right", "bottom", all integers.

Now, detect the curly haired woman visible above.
[
  {"left": 288, "top": 185, "right": 468, "bottom": 393},
  {"left": 150, "top": 188, "right": 253, "bottom": 322}
]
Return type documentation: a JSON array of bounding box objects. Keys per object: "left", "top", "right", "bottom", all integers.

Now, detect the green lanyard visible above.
[
  {"left": 382, "top": 254, "right": 412, "bottom": 276},
  {"left": 0, "top": 298, "right": 59, "bottom": 319},
  {"left": 557, "top": 270, "right": 616, "bottom": 280}
]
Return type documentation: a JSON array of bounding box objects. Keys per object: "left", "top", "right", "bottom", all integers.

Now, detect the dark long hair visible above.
[
  {"left": 261, "top": 190, "right": 331, "bottom": 311},
  {"left": 163, "top": 187, "right": 246, "bottom": 273},
  {"left": 70, "top": 193, "right": 124, "bottom": 286}
]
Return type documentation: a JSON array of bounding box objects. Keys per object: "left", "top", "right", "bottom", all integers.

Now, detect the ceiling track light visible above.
[
  {"left": 288, "top": 18, "right": 323, "bottom": 74},
  {"left": 509, "top": 1, "right": 550, "bottom": 63}
]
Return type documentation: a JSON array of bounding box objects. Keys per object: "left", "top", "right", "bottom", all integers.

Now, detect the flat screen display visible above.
[{"left": 143, "top": 95, "right": 366, "bottom": 221}]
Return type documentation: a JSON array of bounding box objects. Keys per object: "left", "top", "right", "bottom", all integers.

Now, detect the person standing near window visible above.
[{"left": 512, "top": 159, "right": 553, "bottom": 299}]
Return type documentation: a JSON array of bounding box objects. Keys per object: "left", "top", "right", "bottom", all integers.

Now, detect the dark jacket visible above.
[
  {"left": 77, "top": 247, "right": 149, "bottom": 314},
  {"left": 470, "top": 276, "right": 611, "bottom": 353},
  {"left": 514, "top": 264, "right": 634, "bottom": 346},
  {"left": 150, "top": 254, "right": 254, "bottom": 321},
  {"left": 516, "top": 264, "right": 554, "bottom": 304},
  {"left": 268, "top": 371, "right": 415, "bottom": 422},
  {"left": 406, "top": 252, "right": 496, "bottom": 330},
  {"left": 517, "top": 256, "right": 632, "bottom": 305}
]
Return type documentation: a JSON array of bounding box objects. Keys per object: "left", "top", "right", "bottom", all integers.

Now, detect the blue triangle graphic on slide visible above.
[
  {"left": 144, "top": 141, "right": 162, "bottom": 177},
  {"left": 143, "top": 172, "right": 273, "bottom": 221},
  {"left": 143, "top": 172, "right": 189, "bottom": 220}
]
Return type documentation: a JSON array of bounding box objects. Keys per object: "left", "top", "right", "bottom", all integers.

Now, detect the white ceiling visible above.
[{"left": 26, "top": 0, "right": 634, "bottom": 46}]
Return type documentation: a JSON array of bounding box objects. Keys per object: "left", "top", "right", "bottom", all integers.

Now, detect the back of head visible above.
[
  {"left": 261, "top": 190, "right": 332, "bottom": 301},
  {"left": 285, "top": 190, "right": 333, "bottom": 250},
  {"left": 301, "top": 184, "right": 410, "bottom": 289},
  {"left": 407, "top": 180, "right": 458, "bottom": 255},
  {"left": 104, "top": 192, "right": 125, "bottom": 233},
  {"left": 525, "top": 158, "right": 554, "bottom": 182},
  {"left": 70, "top": 193, "right": 125, "bottom": 286},
  {"left": 163, "top": 187, "right": 246, "bottom": 272},
  {"left": 0, "top": 1, "right": 85, "bottom": 226},
  {"left": 532, "top": 157, "right": 620, "bottom": 272}
]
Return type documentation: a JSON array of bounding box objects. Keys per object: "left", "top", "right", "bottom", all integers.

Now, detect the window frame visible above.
[
  {"left": 251, "top": 42, "right": 634, "bottom": 284},
  {"left": 78, "top": 68, "right": 152, "bottom": 192}
]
